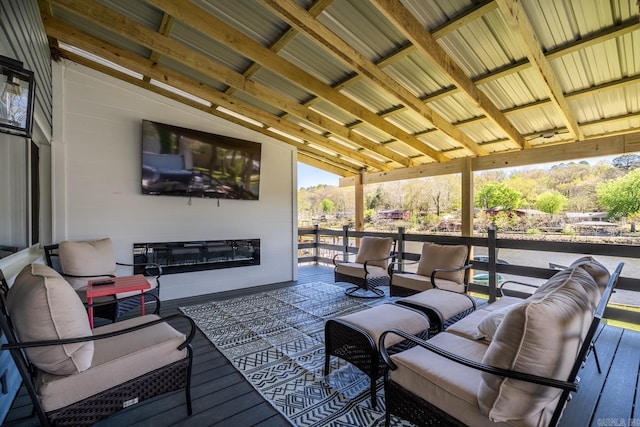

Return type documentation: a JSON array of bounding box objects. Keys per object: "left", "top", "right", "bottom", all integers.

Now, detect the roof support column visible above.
[
  {"left": 461, "top": 157, "right": 474, "bottom": 237},
  {"left": 355, "top": 173, "right": 364, "bottom": 232}
]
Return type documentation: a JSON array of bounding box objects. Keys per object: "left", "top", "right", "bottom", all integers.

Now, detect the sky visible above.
[
  {"left": 296, "top": 154, "right": 619, "bottom": 189},
  {"left": 297, "top": 163, "right": 340, "bottom": 189}
]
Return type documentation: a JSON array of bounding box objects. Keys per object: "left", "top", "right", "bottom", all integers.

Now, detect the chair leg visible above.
[{"left": 592, "top": 342, "right": 602, "bottom": 374}]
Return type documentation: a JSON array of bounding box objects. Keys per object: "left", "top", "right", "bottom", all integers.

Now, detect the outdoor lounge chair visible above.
[
  {"left": 44, "top": 238, "right": 161, "bottom": 321},
  {"left": 388, "top": 242, "right": 472, "bottom": 297},
  {"left": 333, "top": 236, "right": 396, "bottom": 298},
  {"left": 0, "top": 264, "right": 194, "bottom": 427},
  {"left": 379, "top": 258, "right": 623, "bottom": 427}
]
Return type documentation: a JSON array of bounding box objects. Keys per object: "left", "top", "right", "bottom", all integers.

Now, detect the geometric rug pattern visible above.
[{"left": 180, "top": 282, "right": 412, "bottom": 426}]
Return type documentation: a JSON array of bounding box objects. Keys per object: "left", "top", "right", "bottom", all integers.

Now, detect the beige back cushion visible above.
[
  {"left": 416, "top": 243, "right": 468, "bottom": 284},
  {"left": 477, "top": 267, "right": 598, "bottom": 423},
  {"left": 7, "top": 264, "right": 94, "bottom": 375},
  {"left": 569, "top": 256, "right": 610, "bottom": 292},
  {"left": 355, "top": 237, "right": 394, "bottom": 268},
  {"left": 59, "top": 238, "right": 117, "bottom": 289}
]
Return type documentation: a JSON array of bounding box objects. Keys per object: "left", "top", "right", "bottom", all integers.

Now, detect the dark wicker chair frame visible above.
[
  {"left": 44, "top": 243, "right": 162, "bottom": 321},
  {"left": 387, "top": 244, "right": 472, "bottom": 297},
  {"left": 0, "top": 269, "right": 194, "bottom": 427},
  {"left": 379, "top": 262, "right": 623, "bottom": 427},
  {"left": 323, "top": 304, "right": 430, "bottom": 408},
  {"left": 333, "top": 239, "right": 397, "bottom": 298}
]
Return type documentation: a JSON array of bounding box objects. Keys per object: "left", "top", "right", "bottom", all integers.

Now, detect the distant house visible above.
[
  {"left": 378, "top": 209, "right": 410, "bottom": 220},
  {"left": 565, "top": 212, "right": 608, "bottom": 223}
]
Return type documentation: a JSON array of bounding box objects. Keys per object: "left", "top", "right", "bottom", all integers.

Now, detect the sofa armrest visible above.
[
  {"left": 2, "top": 313, "right": 195, "bottom": 352},
  {"left": 378, "top": 328, "right": 577, "bottom": 392}
]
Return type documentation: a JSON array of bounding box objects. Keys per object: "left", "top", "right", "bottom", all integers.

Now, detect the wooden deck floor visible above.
[{"left": 4, "top": 265, "right": 640, "bottom": 427}]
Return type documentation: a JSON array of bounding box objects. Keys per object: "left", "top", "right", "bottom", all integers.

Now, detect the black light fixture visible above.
[{"left": 0, "top": 55, "right": 35, "bottom": 138}]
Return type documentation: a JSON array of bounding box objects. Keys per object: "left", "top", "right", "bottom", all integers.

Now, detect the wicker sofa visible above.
[{"left": 380, "top": 257, "right": 622, "bottom": 427}]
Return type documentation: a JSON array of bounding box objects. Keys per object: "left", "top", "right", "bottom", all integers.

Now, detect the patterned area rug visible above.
[{"left": 180, "top": 282, "right": 411, "bottom": 427}]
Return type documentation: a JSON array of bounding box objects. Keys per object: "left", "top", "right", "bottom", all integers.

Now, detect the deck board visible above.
[{"left": 3, "top": 264, "right": 639, "bottom": 427}]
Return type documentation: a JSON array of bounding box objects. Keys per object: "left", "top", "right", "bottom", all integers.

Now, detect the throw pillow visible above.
[
  {"left": 59, "top": 238, "right": 117, "bottom": 289},
  {"left": 416, "top": 243, "right": 468, "bottom": 284},
  {"left": 355, "top": 236, "right": 394, "bottom": 268},
  {"left": 475, "top": 303, "right": 515, "bottom": 340},
  {"left": 7, "top": 263, "right": 94, "bottom": 375}
]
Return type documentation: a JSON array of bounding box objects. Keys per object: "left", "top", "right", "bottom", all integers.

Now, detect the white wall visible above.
[{"left": 53, "top": 63, "right": 297, "bottom": 300}]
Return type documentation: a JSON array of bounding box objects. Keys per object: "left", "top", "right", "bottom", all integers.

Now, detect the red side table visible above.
[{"left": 87, "top": 275, "right": 151, "bottom": 328}]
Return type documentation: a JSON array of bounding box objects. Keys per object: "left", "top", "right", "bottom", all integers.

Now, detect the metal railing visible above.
[{"left": 298, "top": 225, "right": 640, "bottom": 325}]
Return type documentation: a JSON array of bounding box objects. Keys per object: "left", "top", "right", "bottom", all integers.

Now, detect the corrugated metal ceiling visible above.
[{"left": 41, "top": 0, "right": 640, "bottom": 178}]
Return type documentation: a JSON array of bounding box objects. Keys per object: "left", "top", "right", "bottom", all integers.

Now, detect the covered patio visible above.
[
  {"left": 4, "top": 264, "right": 639, "bottom": 427},
  {"left": 1, "top": 0, "right": 640, "bottom": 425}
]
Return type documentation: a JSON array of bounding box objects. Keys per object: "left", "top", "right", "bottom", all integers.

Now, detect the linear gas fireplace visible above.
[{"left": 133, "top": 239, "right": 260, "bottom": 275}]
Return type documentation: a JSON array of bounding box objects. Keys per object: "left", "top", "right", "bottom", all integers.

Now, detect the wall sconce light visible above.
[{"left": 0, "top": 55, "right": 35, "bottom": 138}]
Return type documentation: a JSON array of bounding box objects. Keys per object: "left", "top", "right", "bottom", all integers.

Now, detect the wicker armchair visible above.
[
  {"left": 0, "top": 264, "right": 194, "bottom": 427},
  {"left": 388, "top": 242, "right": 471, "bottom": 297},
  {"left": 333, "top": 236, "right": 396, "bottom": 298},
  {"left": 44, "top": 238, "right": 161, "bottom": 321}
]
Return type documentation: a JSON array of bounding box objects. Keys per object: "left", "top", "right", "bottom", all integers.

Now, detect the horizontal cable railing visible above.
[{"left": 298, "top": 225, "right": 640, "bottom": 326}]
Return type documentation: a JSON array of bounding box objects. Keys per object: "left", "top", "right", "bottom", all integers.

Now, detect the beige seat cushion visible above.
[
  {"left": 354, "top": 236, "right": 393, "bottom": 268},
  {"left": 391, "top": 272, "right": 464, "bottom": 293},
  {"left": 416, "top": 243, "right": 468, "bottom": 284},
  {"left": 337, "top": 303, "right": 429, "bottom": 348},
  {"left": 390, "top": 332, "right": 504, "bottom": 427},
  {"left": 59, "top": 238, "right": 117, "bottom": 290},
  {"left": 7, "top": 264, "right": 94, "bottom": 375},
  {"left": 399, "top": 289, "right": 475, "bottom": 322},
  {"left": 36, "top": 314, "right": 187, "bottom": 412},
  {"left": 478, "top": 267, "right": 599, "bottom": 423},
  {"left": 335, "top": 262, "right": 388, "bottom": 279}
]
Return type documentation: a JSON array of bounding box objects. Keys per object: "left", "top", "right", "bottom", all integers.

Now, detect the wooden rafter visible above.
[
  {"left": 143, "top": 13, "right": 174, "bottom": 83},
  {"left": 41, "top": 15, "right": 383, "bottom": 174},
  {"left": 369, "top": 0, "right": 528, "bottom": 150},
  {"left": 260, "top": 0, "right": 491, "bottom": 156},
  {"left": 144, "top": 0, "right": 448, "bottom": 163},
  {"left": 495, "top": 0, "right": 584, "bottom": 141},
  {"left": 49, "top": 0, "right": 407, "bottom": 169}
]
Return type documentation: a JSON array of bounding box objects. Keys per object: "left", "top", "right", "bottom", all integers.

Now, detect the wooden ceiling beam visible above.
[
  {"left": 50, "top": 0, "right": 407, "bottom": 168},
  {"left": 370, "top": 0, "right": 528, "bottom": 150},
  {"left": 42, "top": 16, "right": 388, "bottom": 173},
  {"left": 225, "top": 0, "right": 333, "bottom": 97},
  {"left": 495, "top": 0, "right": 583, "bottom": 141},
  {"left": 342, "top": 132, "right": 640, "bottom": 186},
  {"left": 145, "top": 0, "right": 447, "bottom": 163},
  {"left": 298, "top": 152, "right": 358, "bottom": 177},
  {"left": 261, "top": 0, "right": 489, "bottom": 158}
]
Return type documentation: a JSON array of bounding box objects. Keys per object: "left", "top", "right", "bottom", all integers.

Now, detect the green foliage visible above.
[
  {"left": 321, "top": 198, "right": 335, "bottom": 214},
  {"left": 535, "top": 191, "right": 568, "bottom": 215},
  {"left": 597, "top": 169, "right": 640, "bottom": 218},
  {"left": 364, "top": 208, "right": 376, "bottom": 223},
  {"left": 475, "top": 182, "right": 522, "bottom": 210}
]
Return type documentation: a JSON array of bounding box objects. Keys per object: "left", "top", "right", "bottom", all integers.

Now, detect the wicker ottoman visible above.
[
  {"left": 395, "top": 288, "right": 476, "bottom": 335},
  {"left": 324, "top": 303, "right": 430, "bottom": 408}
]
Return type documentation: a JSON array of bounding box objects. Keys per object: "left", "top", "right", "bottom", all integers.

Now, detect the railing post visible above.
[
  {"left": 396, "top": 226, "right": 405, "bottom": 272},
  {"left": 488, "top": 227, "right": 498, "bottom": 303},
  {"left": 313, "top": 224, "right": 319, "bottom": 265},
  {"left": 342, "top": 225, "right": 350, "bottom": 262}
]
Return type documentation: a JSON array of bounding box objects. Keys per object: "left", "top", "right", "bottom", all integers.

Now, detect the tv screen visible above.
[{"left": 141, "top": 120, "right": 261, "bottom": 200}]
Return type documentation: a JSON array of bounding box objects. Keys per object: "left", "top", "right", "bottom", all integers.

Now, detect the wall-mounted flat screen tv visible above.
[{"left": 141, "top": 120, "right": 261, "bottom": 200}]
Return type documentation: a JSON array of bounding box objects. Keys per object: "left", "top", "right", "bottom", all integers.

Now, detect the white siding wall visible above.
[{"left": 53, "top": 64, "right": 297, "bottom": 300}]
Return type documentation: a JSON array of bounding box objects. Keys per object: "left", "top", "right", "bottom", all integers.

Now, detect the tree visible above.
[
  {"left": 612, "top": 154, "right": 640, "bottom": 170},
  {"left": 321, "top": 198, "right": 335, "bottom": 215},
  {"left": 598, "top": 169, "right": 640, "bottom": 231},
  {"left": 535, "top": 191, "right": 568, "bottom": 216},
  {"left": 475, "top": 182, "right": 522, "bottom": 210}
]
